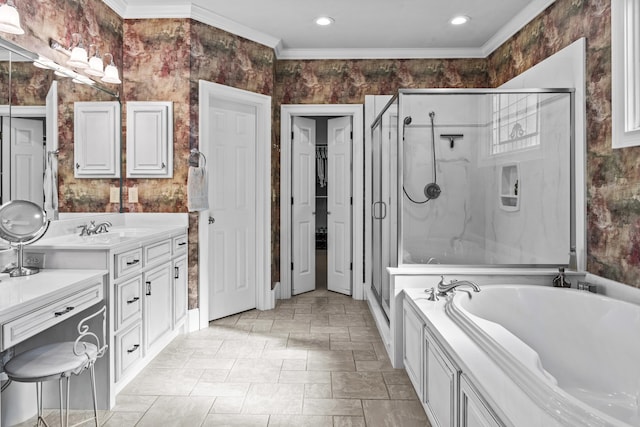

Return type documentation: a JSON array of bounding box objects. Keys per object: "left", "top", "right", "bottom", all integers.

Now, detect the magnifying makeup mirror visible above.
[{"left": 0, "top": 200, "right": 49, "bottom": 277}]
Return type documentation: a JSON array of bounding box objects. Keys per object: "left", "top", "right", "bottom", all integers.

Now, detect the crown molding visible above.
[
  {"left": 190, "top": 4, "right": 280, "bottom": 49},
  {"left": 481, "top": 0, "right": 556, "bottom": 56},
  {"left": 103, "top": 0, "right": 556, "bottom": 60},
  {"left": 276, "top": 47, "right": 486, "bottom": 60},
  {"left": 101, "top": 0, "right": 128, "bottom": 17}
]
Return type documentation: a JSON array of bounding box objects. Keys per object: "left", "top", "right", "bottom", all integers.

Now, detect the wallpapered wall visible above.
[{"left": 7, "top": 0, "right": 637, "bottom": 310}]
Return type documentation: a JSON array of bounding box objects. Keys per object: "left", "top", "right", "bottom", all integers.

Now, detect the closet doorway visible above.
[
  {"left": 292, "top": 116, "right": 351, "bottom": 295},
  {"left": 280, "top": 104, "right": 364, "bottom": 300}
]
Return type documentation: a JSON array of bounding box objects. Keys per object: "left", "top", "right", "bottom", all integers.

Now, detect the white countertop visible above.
[
  {"left": 0, "top": 269, "right": 107, "bottom": 323},
  {"left": 31, "top": 225, "right": 187, "bottom": 250}
]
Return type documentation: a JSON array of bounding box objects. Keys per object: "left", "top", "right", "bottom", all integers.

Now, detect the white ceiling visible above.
[{"left": 103, "top": 0, "right": 556, "bottom": 59}]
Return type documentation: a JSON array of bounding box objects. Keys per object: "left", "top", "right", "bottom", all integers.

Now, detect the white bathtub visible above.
[{"left": 445, "top": 285, "right": 640, "bottom": 427}]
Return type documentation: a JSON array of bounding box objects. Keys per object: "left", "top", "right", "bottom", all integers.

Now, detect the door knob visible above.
[{"left": 208, "top": 216, "right": 215, "bottom": 224}]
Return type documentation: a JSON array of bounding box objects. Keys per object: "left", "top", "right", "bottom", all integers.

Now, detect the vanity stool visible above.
[{"left": 4, "top": 306, "right": 107, "bottom": 427}]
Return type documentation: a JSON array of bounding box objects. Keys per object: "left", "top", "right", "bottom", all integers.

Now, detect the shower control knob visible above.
[{"left": 424, "top": 183, "right": 441, "bottom": 200}]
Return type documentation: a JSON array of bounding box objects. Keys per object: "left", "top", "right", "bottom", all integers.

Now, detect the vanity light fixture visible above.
[
  {"left": 66, "top": 33, "right": 89, "bottom": 68},
  {"left": 450, "top": 15, "right": 470, "bottom": 26},
  {"left": 84, "top": 44, "right": 104, "bottom": 77},
  {"left": 315, "top": 16, "right": 334, "bottom": 26},
  {"left": 0, "top": 0, "right": 24, "bottom": 35},
  {"left": 101, "top": 52, "right": 121, "bottom": 84}
]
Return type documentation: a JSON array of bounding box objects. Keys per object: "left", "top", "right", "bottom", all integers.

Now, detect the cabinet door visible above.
[
  {"left": 173, "top": 255, "right": 188, "bottom": 327},
  {"left": 424, "top": 328, "right": 459, "bottom": 427},
  {"left": 143, "top": 264, "right": 172, "bottom": 350},
  {"left": 126, "top": 101, "right": 173, "bottom": 178},
  {"left": 402, "top": 301, "right": 424, "bottom": 399},
  {"left": 74, "top": 101, "right": 121, "bottom": 178},
  {"left": 459, "top": 375, "right": 503, "bottom": 427}
]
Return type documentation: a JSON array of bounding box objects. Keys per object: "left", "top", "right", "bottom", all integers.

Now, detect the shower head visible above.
[{"left": 403, "top": 116, "right": 412, "bottom": 125}]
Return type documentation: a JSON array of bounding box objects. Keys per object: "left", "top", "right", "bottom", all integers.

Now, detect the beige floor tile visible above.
[
  {"left": 191, "top": 381, "right": 250, "bottom": 397},
  {"left": 121, "top": 368, "right": 203, "bottom": 396},
  {"left": 279, "top": 370, "right": 331, "bottom": 384},
  {"left": 199, "top": 369, "right": 230, "bottom": 382},
  {"left": 184, "top": 357, "right": 237, "bottom": 369},
  {"left": 304, "top": 383, "right": 333, "bottom": 399},
  {"left": 329, "top": 314, "right": 367, "bottom": 327},
  {"left": 387, "top": 383, "right": 419, "bottom": 400},
  {"left": 355, "top": 360, "right": 394, "bottom": 371},
  {"left": 272, "top": 319, "right": 311, "bottom": 333},
  {"left": 110, "top": 394, "right": 158, "bottom": 412},
  {"left": 282, "top": 358, "right": 307, "bottom": 371},
  {"left": 136, "top": 395, "right": 213, "bottom": 427},
  {"left": 311, "top": 304, "right": 346, "bottom": 315},
  {"left": 100, "top": 411, "right": 144, "bottom": 427},
  {"left": 307, "top": 350, "right": 355, "bottom": 372},
  {"left": 302, "top": 398, "right": 363, "bottom": 416},
  {"left": 310, "top": 326, "right": 350, "bottom": 334},
  {"left": 382, "top": 370, "right": 412, "bottom": 385},
  {"left": 349, "top": 327, "right": 384, "bottom": 342},
  {"left": 262, "top": 348, "right": 308, "bottom": 360},
  {"left": 332, "top": 372, "right": 389, "bottom": 399},
  {"left": 353, "top": 350, "right": 378, "bottom": 361},
  {"left": 210, "top": 396, "right": 246, "bottom": 414},
  {"left": 362, "top": 399, "right": 429, "bottom": 427},
  {"left": 268, "top": 415, "right": 333, "bottom": 426},
  {"left": 330, "top": 341, "right": 374, "bottom": 352},
  {"left": 227, "top": 359, "right": 283, "bottom": 383},
  {"left": 241, "top": 383, "right": 304, "bottom": 414},
  {"left": 333, "top": 415, "right": 367, "bottom": 427},
  {"left": 202, "top": 413, "right": 269, "bottom": 426},
  {"left": 214, "top": 340, "right": 267, "bottom": 358},
  {"left": 288, "top": 333, "right": 331, "bottom": 350}
]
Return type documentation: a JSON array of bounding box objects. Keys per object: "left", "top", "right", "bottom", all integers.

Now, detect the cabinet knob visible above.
[
  {"left": 76, "top": 163, "right": 80, "bottom": 169},
  {"left": 146, "top": 281, "right": 152, "bottom": 296},
  {"left": 126, "top": 296, "right": 140, "bottom": 304},
  {"left": 161, "top": 162, "right": 166, "bottom": 168},
  {"left": 174, "top": 266, "right": 180, "bottom": 279},
  {"left": 127, "top": 344, "right": 140, "bottom": 353},
  {"left": 208, "top": 216, "right": 215, "bottom": 224}
]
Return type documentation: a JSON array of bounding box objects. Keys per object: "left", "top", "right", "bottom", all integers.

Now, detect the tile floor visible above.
[{"left": 16, "top": 289, "right": 429, "bottom": 427}]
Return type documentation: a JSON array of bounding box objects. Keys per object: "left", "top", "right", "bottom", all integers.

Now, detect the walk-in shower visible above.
[{"left": 370, "top": 88, "right": 574, "bottom": 317}]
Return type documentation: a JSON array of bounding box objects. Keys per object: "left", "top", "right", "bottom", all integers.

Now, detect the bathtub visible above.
[{"left": 445, "top": 285, "right": 640, "bottom": 427}]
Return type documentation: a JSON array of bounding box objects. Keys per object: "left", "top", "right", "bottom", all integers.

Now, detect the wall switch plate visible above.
[
  {"left": 129, "top": 187, "right": 139, "bottom": 203},
  {"left": 110, "top": 187, "right": 120, "bottom": 203}
]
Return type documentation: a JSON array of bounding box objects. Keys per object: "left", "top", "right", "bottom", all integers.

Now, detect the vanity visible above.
[{"left": 28, "top": 213, "right": 189, "bottom": 408}]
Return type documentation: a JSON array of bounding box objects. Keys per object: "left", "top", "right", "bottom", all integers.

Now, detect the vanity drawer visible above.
[
  {"left": 114, "top": 248, "right": 143, "bottom": 279},
  {"left": 144, "top": 239, "right": 172, "bottom": 266},
  {"left": 172, "top": 234, "right": 188, "bottom": 255},
  {"left": 116, "top": 276, "right": 143, "bottom": 331},
  {"left": 2, "top": 281, "right": 103, "bottom": 351},
  {"left": 115, "top": 322, "right": 143, "bottom": 382}
]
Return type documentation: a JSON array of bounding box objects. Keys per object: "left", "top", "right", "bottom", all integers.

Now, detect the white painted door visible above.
[
  {"left": 327, "top": 117, "right": 352, "bottom": 295},
  {"left": 209, "top": 99, "right": 257, "bottom": 320},
  {"left": 291, "top": 117, "right": 316, "bottom": 295},
  {"left": 1, "top": 117, "right": 44, "bottom": 205}
]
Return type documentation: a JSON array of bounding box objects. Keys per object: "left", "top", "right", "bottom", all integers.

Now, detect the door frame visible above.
[
  {"left": 280, "top": 104, "right": 364, "bottom": 300},
  {"left": 198, "top": 80, "right": 272, "bottom": 329}
]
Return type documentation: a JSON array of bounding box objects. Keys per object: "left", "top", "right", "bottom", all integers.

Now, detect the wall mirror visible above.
[{"left": 0, "top": 36, "right": 122, "bottom": 219}]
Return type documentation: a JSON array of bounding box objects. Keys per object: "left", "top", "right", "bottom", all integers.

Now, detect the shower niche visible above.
[
  {"left": 369, "top": 89, "right": 574, "bottom": 318},
  {"left": 499, "top": 163, "right": 520, "bottom": 211}
]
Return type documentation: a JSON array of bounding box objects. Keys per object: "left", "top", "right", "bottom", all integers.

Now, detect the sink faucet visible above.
[
  {"left": 552, "top": 267, "right": 571, "bottom": 288},
  {"left": 437, "top": 276, "right": 481, "bottom": 296},
  {"left": 77, "top": 221, "right": 112, "bottom": 236}
]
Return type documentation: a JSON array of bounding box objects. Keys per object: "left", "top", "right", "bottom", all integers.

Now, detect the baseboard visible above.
[{"left": 188, "top": 308, "right": 201, "bottom": 332}]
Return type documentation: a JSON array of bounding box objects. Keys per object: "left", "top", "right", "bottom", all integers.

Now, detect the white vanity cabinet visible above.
[{"left": 30, "top": 226, "right": 188, "bottom": 407}]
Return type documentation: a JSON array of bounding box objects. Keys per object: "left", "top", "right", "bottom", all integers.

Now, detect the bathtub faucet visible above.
[
  {"left": 552, "top": 267, "right": 571, "bottom": 288},
  {"left": 437, "top": 276, "right": 481, "bottom": 296}
]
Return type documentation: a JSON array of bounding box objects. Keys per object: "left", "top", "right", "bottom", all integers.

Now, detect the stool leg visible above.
[
  {"left": 58, "top": 378, "right": 64, "bottom": 427},
  {"left": 89, "top": 365, "right": 99, "bottom": 427},
  {"left": 35, "top": 381, "right": 49, "bottom": 427},
  {"left": 65, "top": 376, "right": 71, "bottom": 427}
]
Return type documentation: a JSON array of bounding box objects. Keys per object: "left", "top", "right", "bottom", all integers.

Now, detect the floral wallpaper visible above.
[{"left": 5, "top": 0, "right": 638, "bottom": 307}]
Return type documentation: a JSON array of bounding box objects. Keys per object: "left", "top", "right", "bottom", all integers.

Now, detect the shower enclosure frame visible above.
[{"left": 370, "top": 88, "right": 576, "bottom": 319}]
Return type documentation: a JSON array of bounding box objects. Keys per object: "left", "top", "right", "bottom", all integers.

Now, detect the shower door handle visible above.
[
  {"left": 372, "top": 201, "right": 387, "bottom": 219},
  {"left": 380, "top": 202, "right": 387, "bottom": 220},
  {"left": 372, "top": 202, "right": 381, "bottom": 219}
]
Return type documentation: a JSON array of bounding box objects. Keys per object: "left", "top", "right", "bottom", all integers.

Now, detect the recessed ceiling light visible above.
[
  {"left": 315, "top": 16, "right": 334, "bottom": 26},
  {"left": 450, "top": 15, "right": 470, "bottom": 26}
]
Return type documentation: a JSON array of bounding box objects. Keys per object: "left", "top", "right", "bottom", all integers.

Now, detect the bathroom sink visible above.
[{"left": 49, "top": 233, "right": 138, "bottom": 246}]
